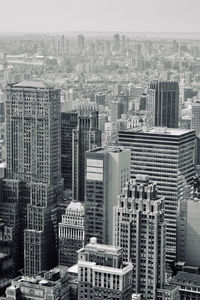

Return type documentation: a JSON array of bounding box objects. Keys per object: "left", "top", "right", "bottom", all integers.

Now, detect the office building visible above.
[
  {"left": 59, "top": 200, "right": 84, "bottom": 267},
  {"left": 113, "top": 175, "right": 166, "bottom": 300},
  {"left": 85, "top": 147, "right": 130, "bottom": 245},
  {"left": 139, "top": 93, "right": 148, "bottom": 111},
  {"left": 4, "top": 266, "right": 70, "bottom": 300},
  {"left": 191, "top": 100, "right": 200, "bottom": 137},
  {"left": 77, "top": 35, "right": 84, "bottom": 50},
  {"left": 170, "top": 272, "right": 200, "bottom": 299},
  {"left": 148, "top": 80, "right": 179, "bottom": 128},
  {"left": 0, "top": 220, "right": 13, "bottom": 295},
  {"left": 111, "top": 101, "right": 120, "bottom": 122},
  {"left": 157, "top": 285, "right": 180, "bottom": 300},
  {"left": 72, "top": 107, "right": 101, "bottom": 202},
  {"left": 114, "top": 34, "right": 120, "bottom": 51},
  {"left": 111, "top": 95, "right": 129, "bottom": 122},
  {"left": 178, "top": 198, "right": 200, "bottom": 266},
  {"left": 118, "top": 127, "right": 195, "bottom": 266},
  {"left": 77, "top": 237, "right": 133, "bottom": 300},
  {"left": 1, "top": 81, "right": 63, "bottom": 276},
  {"left": 61, "top": 112, "right": 78, "bottom": 190}
]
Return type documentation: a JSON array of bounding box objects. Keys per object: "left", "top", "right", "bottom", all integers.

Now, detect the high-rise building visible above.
[
  {"left": 59, "top": 200, "right": 84, "bottom": 267},
  {"left": 77, "top": 237, "right": 133, "bottom": 300},
  {"left": 77, "top": 35, "right": 84, "bottom": 50},
  {"left": 178, "top": 198, "right": 200, "bottom": 266},
  {"left": 72, "top": 107, "right": 101, "bottom": 202},
  {"left": 114, "top": 34, "right": 120, "bottom": 51},
  {"left": 111, "top": 101, "right": 119, "bottom": 122},
  {"left": 85, "top": 147, "right": 130, "bottom": 245},
  {"left": 113, "top": 175, "right": 166, "bottom": 299},
  {"left": 118, "top": 127, "right": 195, "bottom": 266},
  {"left": 148, "top": 80, "right": 179, "bottom": 128},
  {"left": 1, "top": 81, "right": 63, "bottom": 276},
  {"left": 191, "top": 100, "right": 200, "bottom": 137},
  {"left": 61, "top": 112, "right": 78, "bottom": 190},
  {"left": 139, "top": 93, "right": 148, "bottom": 111}
]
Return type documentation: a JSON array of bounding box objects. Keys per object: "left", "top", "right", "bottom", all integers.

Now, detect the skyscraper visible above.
[
  {"left": 118, "top": 127, "right": 195, "bottom": 267},
  {"left": 72, "top": 107, "right": 101, "bottom": 202},
  {"left": 77, "top": 35, "right": 84, "bottom": 50},
  {"left": 59, "top": 200, "right": 84, "bottom": 267},
  {"left": 191, "top": 100, "right": 200, "bottom": 137},
  {"left": 177, "top": 197, "right": 200, "bottom": 266},
  {"left": 1, "top": 81, "right": 63, "bottom": 276},
  {"left": 148, "top": 80, "right": 179, "bottom": 128},
  {"left": 114, "top": 34, "right": 120, "bottom": 51},
  {"left": 113, "top": 175, "right": 166, "bottom": 299},
  {"left": 77, "top": 237, "right": 133, "bottom": 300},
  {"left": 85, "top": 147, "right": 130, "bottom": 245},
  {"left": 61, "top": 112, "right": 78, "bottom": 190}
]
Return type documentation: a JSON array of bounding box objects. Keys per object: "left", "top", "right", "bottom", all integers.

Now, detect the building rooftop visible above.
[
  {"left": 84, "top": 237, "right": 122, "bottom": 254},
  {"left": 158, "top": 284, "right": 180, "bottom": 291},
  {"left": 170, "top": 272, "right": 200, "bottom": 287},
  {"left": 125, "top": 126, "right": 194, "bottom": 136},
  {"left": 87, "top": 146, "right": 127, "bottom": 154},
  {"left": 12, "top": 81, "right": 51, "bottom": 89},
  {"left": 78, "top": 260, "right": 132, "bottom": 275},
  {"left": 13, "top": 266, "right": 68, "bottom": 288},
  {"left": 68, "top": 264, "right": 78, "bottom": 275},
  {"left": 66, "top": 200, "right": 84, "bottom": 212}
]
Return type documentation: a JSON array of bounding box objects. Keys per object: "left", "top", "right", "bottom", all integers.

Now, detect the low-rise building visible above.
[
  {"left": 77, "top": 237, "right": 133, "bottom": 300},
  {"left": 170, "top": 271, "right": 200, "bottom": 299},
  {"left": 3, "top": 266, "right": 70, "bottom": 300}
]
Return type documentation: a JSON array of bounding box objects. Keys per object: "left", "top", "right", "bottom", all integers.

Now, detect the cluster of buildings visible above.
[{"left": 0, "top": 33, "right": 200, "bottom": 299}]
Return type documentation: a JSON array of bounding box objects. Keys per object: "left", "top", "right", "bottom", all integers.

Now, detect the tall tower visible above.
[
  {"left": 59, "top": 200, "right": 84, "bottom": 267},
  {"left": 61, "top": 111, "right": 78, "bottom": 191},
  {"left": 85, "top": 147, "right": 130, "bottom": 245},
  {"left": 113, "top": 175, "right": 166, "bottom": 300},
  {"left": 118, "top": 127, "right": 195, "bottom": 268},
  {"left": 114, "top": 34, "right": 120, "bottom": 51},
  {"left": 77, "top": 35, "right": 84, "bottom": 51},
  {"left": 148, "top": 80, "right": 179, "bottom": 128},
  {"left": 72, "top": 107, "right": 101, "bottom": 202},
  {"left": 191, "top": 100, "right": 200, "bottom": 137},
  {"left": 2, "top": 81, "right": 63, "bottom": 276}
]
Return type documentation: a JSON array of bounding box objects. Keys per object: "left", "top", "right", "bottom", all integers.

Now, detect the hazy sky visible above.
[{"left": 1, "top": 0, "right": 200, "bottom": 33}]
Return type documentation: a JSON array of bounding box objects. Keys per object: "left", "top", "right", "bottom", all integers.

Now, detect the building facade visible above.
[
  {"left": 59, "top": 200, "right": 84, "bottom": 267},
  {"left": 148, "top": 80, "right": 179, "bottom": 128},
  {"left": 85, "top": 147, "right": 130, "bottom": 245},
  {"left": 3, "top": 266, "right": 70, "bottom": 300},
  {"left": 118, "top": 127, "right": 195, "bottom": 266},
  {"left": 113, "top": 175, "right": 166, "bottom": 300},
  {"left": 61, "top": 111, "right": 78, "bottom": 190},
  {"left": 72, "top": 107, "right": 101, "bottom": 202},
  {"left": 1, "top": 81, "right": 63, "bottom": 276},
  {"left": 170, "top": 271, "right": 200, "bottom": 299},
  {"left": 178, "top": 198, "right": 200, "bottom": 266},
  {"left": 77, "top": 237, "right": 133, "bottom": 300},
  {"left": 191, "top": 100, "right": 200, "bottom": 137}
]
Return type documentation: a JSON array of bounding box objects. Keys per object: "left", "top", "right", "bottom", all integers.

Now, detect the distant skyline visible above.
[{"left": 0, "top": 0, "right": 200, "bottom": 33}]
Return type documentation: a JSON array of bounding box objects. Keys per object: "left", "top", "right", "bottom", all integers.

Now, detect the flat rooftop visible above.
[
  {"left": 124, "top": 126, "right": 194, "bottom": 136},
  {"left": 85, "top": 242, "right": 121, "bottom": 254},
  {"left": 87, "top": 146, "right": 126, "bottom": 154},
  {"left": 68, "top": 264, "right": 78, "bottom": 274}
]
